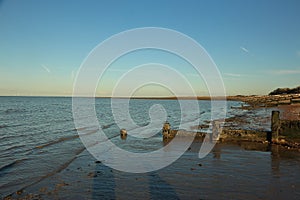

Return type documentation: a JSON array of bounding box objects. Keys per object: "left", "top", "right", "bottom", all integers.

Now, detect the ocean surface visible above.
[{"left": 0, "top": 96, "right": 299, "bottom": 199}]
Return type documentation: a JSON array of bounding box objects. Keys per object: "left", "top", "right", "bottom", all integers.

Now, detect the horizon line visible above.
[{"left": 0, "top": 95, "right": 257, "bottom": 100}]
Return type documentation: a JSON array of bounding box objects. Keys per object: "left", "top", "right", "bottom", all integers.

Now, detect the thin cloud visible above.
[
  {"left": 272, "top": 69, "right": 300, "bottom": 75},
  {"left": 41, "top": 64, "right": 50, "bottom": 73},
  {"left": 240, "top": 46, "right": 249, "bottom": 53},
  {"left": 224, "top": 73, "right": 241, "bottom": 77}
]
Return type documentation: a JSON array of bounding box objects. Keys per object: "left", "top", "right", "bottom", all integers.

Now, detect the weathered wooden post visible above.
[
  {"left": 271, "top": 111, "right": 280, "bottom": 142},
  {"left": 266, "top": 131, "right": 272, "bottom": 143},
  {"left": 162, "top": 122, "right": 171, "bottom": 139},
  {"left": 212, "top": 121, "right": 221, "bottom": 142},
  {"left": 120, "top": 128, "right": 127, "bottom": 140}
]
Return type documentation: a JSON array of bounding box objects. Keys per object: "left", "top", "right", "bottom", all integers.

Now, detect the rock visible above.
[
  {"left": 292, "top": 94, "right": 300, "bottom": 98},
  {"left": 16, "top": 190, "right": 23, "bottom": 195},
  {"left": 291, "top": 98, "right": 300, "bottom": 104},
  {"left": 280, "top": 139, "right": 286, "bottom": 143},
  {"left": 56, "top": 182, "right": 69, "bottom": 187},
  {"left": 87, "top": 172, "right": 97, "bottom": 178},
  {"left": 39, "top": 187, "right": 47, "bottom": 193},
  {"left": 198, "top": 124, "right": 209, "bottom": 129},
  {"left": 278, "top": 100, "right": 291, "bottom": 105},
  {"left": 266, "top": 101, "right": 278, "bottom": 107}
]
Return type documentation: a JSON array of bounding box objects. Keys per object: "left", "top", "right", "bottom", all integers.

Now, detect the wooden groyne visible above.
[
  {"left": 162, "top": 110, "right": 300, "bottom": 149},
  {"left": 270, "top": 110, "right": 300, "bottom": 146},
  {"left": 228, "top": 94, "right": 300, "bottom": 108}
]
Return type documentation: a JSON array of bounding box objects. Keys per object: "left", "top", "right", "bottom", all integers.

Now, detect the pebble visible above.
[
  {"left": 87, "top": 172, "right": 97, "bottom": 178},
  {"left": 16, "top": 190, "right": 23, "bottom": 195}
]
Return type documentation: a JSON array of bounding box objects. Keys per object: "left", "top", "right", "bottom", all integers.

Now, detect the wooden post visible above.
[
  {"left": 163, "top": 122, "right": 170, "bottom": 133},
  {"left": 271, "top": 111, "right": 280, "bottom": 142},
  {"left": 120, "top": 129, "right": 127, "bottom": 140},
  {"left": 162, "top": 122, "right": 171, "bottom": 139},
  {"left": 212, "top": 121, "right": 220, "bottom": 142},
  {"left": 266, "top": 131, "right": 272, "bottom": 143}
]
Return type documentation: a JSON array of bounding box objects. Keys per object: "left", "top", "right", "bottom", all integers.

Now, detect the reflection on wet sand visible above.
[
  {"left": 109, "top": 142, "right": 300, "bottom": 199},
  {"left": 6, "top": 141, "right": 300, "bottom": 200}
]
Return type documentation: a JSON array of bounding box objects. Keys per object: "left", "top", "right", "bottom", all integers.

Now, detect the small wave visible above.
[
  {"left": 0, "top": 124, "right": 8, "bottom": 129},
  {"left": 101, "top": 123, "right": 115, "bottom": 129},
  {"left": 3, "top": 108, "right": 26, "bottom": 114},
  {"left": 2, "top": 123, "right": 25, "bottom": 129},
  {"left": 5, "top": 144, "right": 27, "bottom": 151},
  {"left": 0, "top": 158, "right": 28, "bottom": 173},
  {"left": 53, "top": 118, "right": 73, "bottom": 124},
  {"left": 84, "top": 133, "right": 119, "bottom": 150},
  {"left": 73, "top": 126, "right": 89, "bottom": 131},
  {"left": 141, "top": 122, "right": 150, "bottom": 127},
  {"left": 0, "top": 130, "right": 37, "bottom": 140},
  {"left": 56, "top": 147, "right": 86, "bottom": 173},
  {"left": 35, "top": 135, "right": 79, "bottom": 149},
  {"left": 7, "top": 147, "right": 86, "bottom": 197}
]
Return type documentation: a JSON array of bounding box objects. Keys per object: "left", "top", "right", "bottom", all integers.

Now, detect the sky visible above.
[{"left": 0, "top": 0, "right": 300, "bottom": 96}]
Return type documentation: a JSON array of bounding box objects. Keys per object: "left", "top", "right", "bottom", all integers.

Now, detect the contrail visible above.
[
  {"left": 240, "top": 46, "right": 249, "bottom": 53},
  {"left": 41, "top": 64, "right": 50, "bottom": 73}
]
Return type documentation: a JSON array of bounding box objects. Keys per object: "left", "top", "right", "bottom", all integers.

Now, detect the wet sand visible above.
[{"left": 5, "top": 141, "right": 300, "bottom": 200}]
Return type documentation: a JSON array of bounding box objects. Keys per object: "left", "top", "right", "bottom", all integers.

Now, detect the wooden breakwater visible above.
[
  {"left": 162, "top": 110, "right": 300, "bottom": 149},
  {"left": 228, "top": 94, "right": 300, "bottom": 107},
  {"left": 271, "top": 111, "right": 300, "bottom": 145},
  {"left": 162, "top": 122, "right": 205, "bottom": 141}
]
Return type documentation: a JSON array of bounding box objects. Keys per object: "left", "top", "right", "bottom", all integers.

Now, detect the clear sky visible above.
[{"left": 0, "top": 0, "right": 300, "bottom": 96}]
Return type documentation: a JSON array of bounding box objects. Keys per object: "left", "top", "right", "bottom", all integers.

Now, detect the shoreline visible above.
[
  {"left": 163, "top": 95, "right": 300, "bottom": 150},
  {"left": 5, "top": 141, "right": 300, "bottom": 200},
  {"left": 220, "top": 94, "right": 300, "bottom": 149}
]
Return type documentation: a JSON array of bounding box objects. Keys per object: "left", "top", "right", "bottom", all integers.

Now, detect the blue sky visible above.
[{"left": 0, "top": 0, "right": 300, "bottom": 96}]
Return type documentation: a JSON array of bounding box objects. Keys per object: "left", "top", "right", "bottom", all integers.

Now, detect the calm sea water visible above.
[{"left": 0, "top": 97, "right": 299, "bottom": 199}]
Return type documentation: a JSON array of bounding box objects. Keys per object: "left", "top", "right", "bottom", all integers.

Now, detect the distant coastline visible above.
[
  {"left": 0, "top": 95, "right": 235, "bottom": 100},
  {"left": 0, "top": 94, "right": 299, "bottom": 106}
]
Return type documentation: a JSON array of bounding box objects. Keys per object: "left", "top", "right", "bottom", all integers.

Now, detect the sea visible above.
[{"left": 0, "top": 96, "right": 299, "bottom": 199}]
